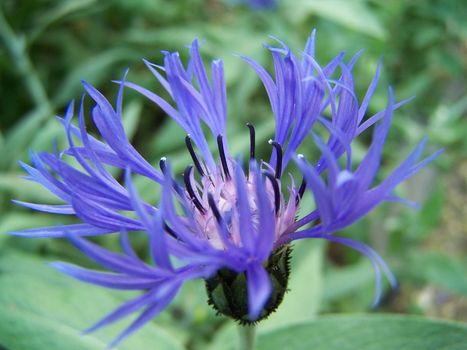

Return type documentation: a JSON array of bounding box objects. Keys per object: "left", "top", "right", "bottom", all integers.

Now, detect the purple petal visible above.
[
  {"left": 50, "top": 262, "right": 162, "bottom": 290},
  {"left": 66, "top": 234, "right": 157, "bottom": 277},
  {"left": 247, "top": 264, "right": 271, "bottom": 320},
  {"left": 125, "top": 169, "right": 172, "bottom": 270},
  {"left": 71, "top": 195, "right": 142, "bottom": 231},
  {"left": 12, "top": 200, "right": 75, "bottom": 214},
  {"left": 253, "top": 162, "right": 275, "bottom": 260},
  {"left": 9, "top": 224, "right": 113, "bottom": 238},
  {"left": 234, "top": 161, "right": 255, "bottom": 254},
  {"left": 84, "top": 288, "right": 162, "bottom": 334},
  {"left": 108, "top": 283, "right": 180, "bottom": 348},
  {"left": 295, "top": 156, "right": 334, "bottom": 227}
]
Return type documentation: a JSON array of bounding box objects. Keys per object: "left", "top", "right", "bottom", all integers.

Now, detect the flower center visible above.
[{"left": 180, "top": 125, "right": 300, "bottom": 251}]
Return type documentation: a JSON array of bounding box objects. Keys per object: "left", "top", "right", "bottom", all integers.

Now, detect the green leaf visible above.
[
  {"left": 0, "top": 251, "right": 184, "bottom": 350},
  {"left": 122, "top": 99, "right": 143, "bottom": 141},
  {"left": 29, "top": 0, "right": 97, "bottom": 44},
  {"left": 205, "top": 323, "right": 237, "bottom": 350},
  {"left": 285, "top": 0, "right": 386, "bottom": 39},
  {"left": 52, "top": 48, "right": 141, "bottom": 106},
  {"left": 257, "top": 314, "right": 467, "bottom": 350},
  {"left": 29, "top": 118, "right": 68, "bottom": 152},
  {"left": 0, "top": 172, "right": 58, "bottom": 202},
  {"left": 408, "top": 252, "right": 467, "bottom": 296},
  {"left": 322, "top": 259, "right": 375, "bottom": 302},
  {"left": 0, "top": 107, "right": 51, "bottom": 170},
  {"left": 0, "top": 212, "right": 60, "bottom": 237},
  {"left": 258, "top": 240, "right": 324, "bottom": 331}
]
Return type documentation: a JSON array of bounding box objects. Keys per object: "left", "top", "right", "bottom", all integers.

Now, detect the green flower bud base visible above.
[{"left": 205, "top": 245, "right": 292, "bottom": 324}]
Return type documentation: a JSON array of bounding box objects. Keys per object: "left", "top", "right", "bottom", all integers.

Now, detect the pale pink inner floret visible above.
[{"left": 186, "top": 163, "right": 298, "bottom": 251}]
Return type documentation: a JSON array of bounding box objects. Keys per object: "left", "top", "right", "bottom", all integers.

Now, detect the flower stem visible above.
[{"left": 238, "top": 324, "right": 256, "bottom": 350}]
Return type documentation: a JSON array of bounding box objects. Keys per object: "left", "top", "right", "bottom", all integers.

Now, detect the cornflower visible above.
[
  {"left": 12, "top": 31, "right": 440, "bottom": 346},
  {"left": 242, "top": 0, "right": 277, "bottom": 10}
]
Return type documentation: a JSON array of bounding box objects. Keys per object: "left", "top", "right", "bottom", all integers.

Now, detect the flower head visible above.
[
  {"left": 230, "top": 0, "right": 277, "bottom": 10},
  {"left": 245, "top": 0, "right": 277, "bottom": 10},
  {"left": 12, "top": 31, "right": 440, "bottom": 346}
]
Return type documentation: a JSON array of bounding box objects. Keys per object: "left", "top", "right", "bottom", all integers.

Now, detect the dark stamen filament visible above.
[
  {"left": 269, "top": 140, "right": 283, "bottom": 179},
  {"left": 163, "top": 222, "right": 179, "bottom": 239},
  {"left": 263, "top": 172, "right": 281, "bottom": 215},
  {"left": 296, "top": 178, "right": 307, "bottom": 205},
  {"left": 207, "top": 193, "right": 231, "bottom": 242},
  {"left": 159, "top": 157, "right": 167, "bottom": 173},
  {"left": 217, "top": 135, "right": 231, "bottom": 181},
  {"left": 246, "top": 123, "right": 256, "bottom": 160},
  {"left": 160, "top": 157, "right": 185, "bottom": 198},
  {"left": 183, "top": 166, "right": 206, "bottom": 214},
  {"left": 185, "top": 135, "right": 205, "bottom": 177},
  {"left": 207, "top": 193, "right": 223, "bottom": 224}
]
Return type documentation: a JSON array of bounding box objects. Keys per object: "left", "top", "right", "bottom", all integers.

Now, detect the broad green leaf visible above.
[
  {"left": 257, "top": 314, "right": 467, "bottom": 350},
  {"left": 0, "top": 251, "right": 184, "bottom": 350},
  {"left": 206, "top": 323, "right": 237, "bottom": 350},
  {"left": 322, "top": 259, "right": 375, "bottom": 302},
  {"left": 258, "top": 239, "right": 324, "bottom": 331}
]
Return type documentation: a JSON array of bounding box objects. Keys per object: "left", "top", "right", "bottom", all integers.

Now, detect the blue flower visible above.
[
  {"left": 12, "top": 31, "right": 440, "bottom": 346},
  {"left": 244, "top": 0, "right": 277, "bottom": 10}
]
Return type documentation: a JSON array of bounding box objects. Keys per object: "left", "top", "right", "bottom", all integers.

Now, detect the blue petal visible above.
[
  {"left": 12, "top": 200, "right": 75, "bottom": 214},
  {"left": 252, "top": 161, "right": 275, "bottom": 260},
  {"left": 234, "top": 161, "right": 255, "bottom": 254},
  {"left": 108, "top": 283, "right": 180, "bottom": 348},
  {"left": 125, "top": 169, "right": 173, "bottom": 270},
  {"left": 50, "top": 262, "right": 163, "bottom": 290},
  {"left": 247, "top": 264, "right": 271, "bottom": 320},
  {"left": 84, "top": 288, "right": 163, "bottom": 334},
  {"left": 66, "top": 234, "right": 157, "bottom": 277},
  {"left": 10, "top": 224, "right": 112, "bottom": 238}
]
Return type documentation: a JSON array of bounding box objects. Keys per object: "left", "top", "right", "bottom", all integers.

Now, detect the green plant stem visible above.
[
  {"left": 0, "top": 7, "right": 51, "bottom": 111},
  {"left": 238, "top": 325, "right": 256, "bottom": 350}
]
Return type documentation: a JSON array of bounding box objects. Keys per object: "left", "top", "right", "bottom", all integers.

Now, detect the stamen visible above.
[
  {"left": 217, "top": 135, "right": 231, "bottom": 181},
  {"left": 183, "top": 166, "right": 206, "bottom": 214},
  {"left": 159, "top": 157, "right": 167, "bottom": 173},
  {"left": 207, "top": 193, "right": 232, "bottom": 243},
  {"left": 160, "top": 157, "right": 184, "bottom": 197},
  {"left": 268, "top": 140, "right": 283, "bottom": 179},
  {"left": 207, "top": 193, "right": 223, "bottom": 224},
  {"left": 263, "top": 172, "right": 281, "bottom": 215},
  {"left": 185, "top": 135, "right": 205, "bottom": 177},
  {"left": 163, "top": 222, "right": 178, "bottom": 239},
  {"left": 296, "top": 178, "right": 307, "bottom": 205},
  {"left": 246, "top": 123, "right": 256, "bottom": 160},
  {"left": 295, "top": 154, "right": 307, "bottom": 205}
]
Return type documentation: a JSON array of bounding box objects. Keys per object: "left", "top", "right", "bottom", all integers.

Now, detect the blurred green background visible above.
[{"left": 0, "top": 0, "right": 466, "bottom": 349}]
